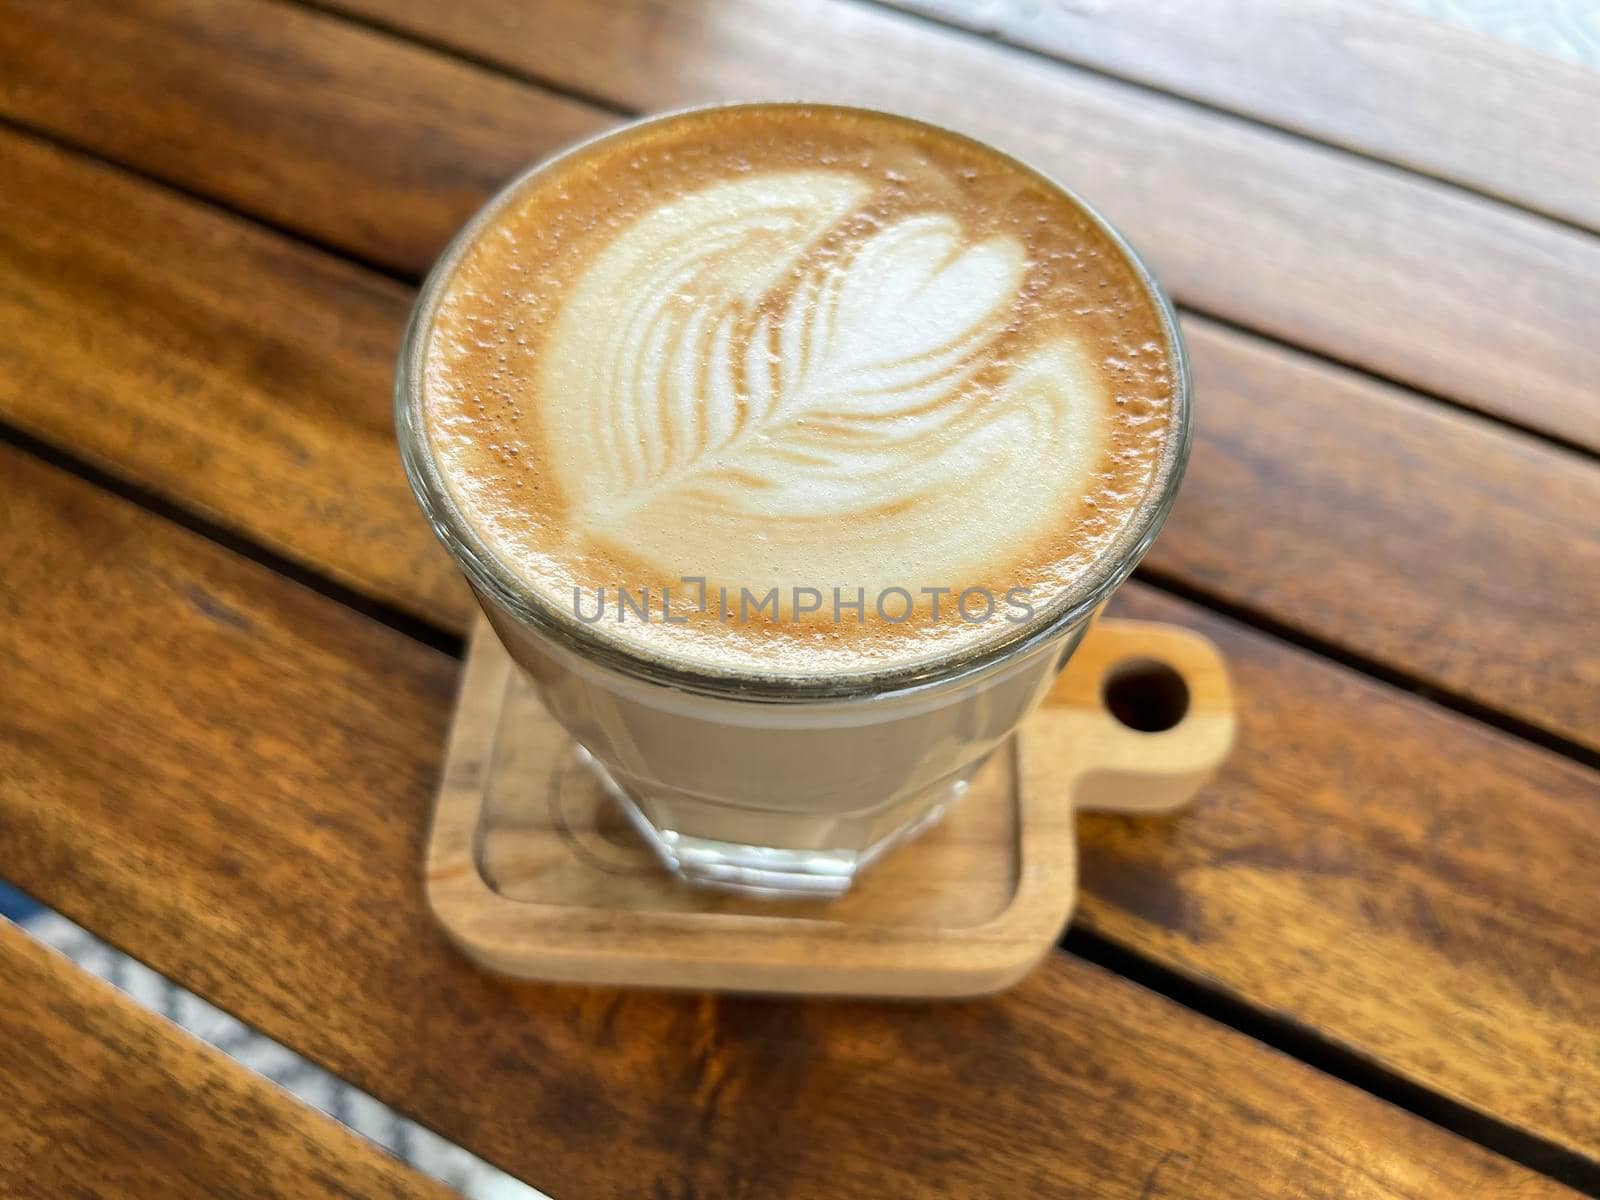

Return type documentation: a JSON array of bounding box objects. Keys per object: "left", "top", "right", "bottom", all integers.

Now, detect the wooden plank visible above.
[
  {"left": 890, "top": 0, "right": 1600, "bottom": 233},
  {"left": 304, "top": 0, "right": 1600, "bottom": 451},
  {"left": 0, "top": 923, "right": 453, "bottom": 1200},
  {"left": 3, "top": 127, "right": 1596, "bottom": 751},
  {"left": 0, "top": 129, "right": 471, "bottom": 629},
  {"left": 0, "top": 447, "right": 1587, "bottom": 1196},
  {"left": 0, "top": 0, "right": 611, "bottom": 274}
]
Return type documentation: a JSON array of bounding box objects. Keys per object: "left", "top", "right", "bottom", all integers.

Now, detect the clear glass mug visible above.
[{"left": 396, "top": 105, "right": 1192, "bottom": 898}]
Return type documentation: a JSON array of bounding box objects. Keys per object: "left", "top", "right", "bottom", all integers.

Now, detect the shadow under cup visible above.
[{"left": 395, "top": 104, "right": 1192, "bottom": 899}]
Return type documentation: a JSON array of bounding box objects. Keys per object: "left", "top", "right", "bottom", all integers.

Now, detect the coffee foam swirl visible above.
[
  {"left": 418, "top": 106, "right": 1179, "bottom": 677},
  {"left": 541, "top": 171, "right": 1107, "bottom": 596}
]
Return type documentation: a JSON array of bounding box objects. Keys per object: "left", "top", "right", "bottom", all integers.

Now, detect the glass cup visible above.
[{"left": 396, "top": 104, "right": 1191, "bottom": 898}]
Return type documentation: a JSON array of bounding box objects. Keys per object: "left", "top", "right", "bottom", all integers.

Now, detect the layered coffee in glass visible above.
[{"left": 398, "top": 103, "right": 1190, "bottom": 897}]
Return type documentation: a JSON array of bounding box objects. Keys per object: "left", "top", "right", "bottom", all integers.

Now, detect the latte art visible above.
[
  {"left": 543, "top": 172, "right": 1105, "bottom": 595},
  {"left": 419, "top": 105, "right": 1181, "bottom": 676}
]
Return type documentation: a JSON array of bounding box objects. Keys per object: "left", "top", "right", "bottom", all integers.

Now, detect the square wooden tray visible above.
[{"left": 426, "top": 616, "right": 1234, "bottom": 997}]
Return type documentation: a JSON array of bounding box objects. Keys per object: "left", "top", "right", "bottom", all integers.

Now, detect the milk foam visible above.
[
  {"left": 418, "top": 105, "right": 1180, "bottom": 678},
  {"left": 541, "top": 170, "right": 1108, "bottom": 597}
]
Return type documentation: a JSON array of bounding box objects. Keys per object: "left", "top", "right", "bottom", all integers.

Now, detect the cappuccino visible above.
[{"left": 417, "top": 104, "right": 1181, "bottom": 682}]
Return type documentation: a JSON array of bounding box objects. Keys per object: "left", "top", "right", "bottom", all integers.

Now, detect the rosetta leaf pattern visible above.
[{"left": 539, "top": 171, "right": 1104, "bottom": 588}]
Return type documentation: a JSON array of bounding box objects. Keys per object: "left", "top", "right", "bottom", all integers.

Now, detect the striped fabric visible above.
[{"left": 4, "top": 889, "right": 544, "bottom": 1200}]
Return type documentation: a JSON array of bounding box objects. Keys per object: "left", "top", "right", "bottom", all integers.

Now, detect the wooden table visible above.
[{"left": 1, "top": 1, "right": 1597, "bottom": 1196}]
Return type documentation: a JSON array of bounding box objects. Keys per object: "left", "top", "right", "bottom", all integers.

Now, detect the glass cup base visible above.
[{"left": 575, "top": 745, "right": 972, "bottom": 898}]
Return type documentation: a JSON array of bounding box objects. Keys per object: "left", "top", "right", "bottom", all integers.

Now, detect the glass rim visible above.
[{"left": 396, "top": 100, "right": 1193, "bottom": 705}]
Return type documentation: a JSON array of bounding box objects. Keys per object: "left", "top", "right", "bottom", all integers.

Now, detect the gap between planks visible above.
[{"left": 1063, "top": 928, "right": 1600, "bottom": 1195}]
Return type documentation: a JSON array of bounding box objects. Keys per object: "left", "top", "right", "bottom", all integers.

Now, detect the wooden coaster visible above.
[{"left": 426, "top": 617, "right": 1235, "bottom": 997}]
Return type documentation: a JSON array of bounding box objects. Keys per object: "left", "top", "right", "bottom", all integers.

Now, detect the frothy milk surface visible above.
[{"left": 419, "top": 105, "right": 1180, "bottom": 678}]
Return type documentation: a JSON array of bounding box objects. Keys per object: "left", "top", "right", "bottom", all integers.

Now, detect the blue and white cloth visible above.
[{"left": 1, "top": 883, "right": 543, "bottom": 1199}]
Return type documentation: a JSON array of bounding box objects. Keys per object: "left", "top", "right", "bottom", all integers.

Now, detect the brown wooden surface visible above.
[
  {"left": 3, "top": 2, "right": 1597, "bottom": 1194},
  {"left": 0, "top": 922, "right": 451, "bottom": 1200},
  {"left": 0, "top": 448, "right": 1584, "bottom": 1197},
  {"left": 4, "top": 123, "right": 1596, "bottom": 1155},
  {"left": 4, "top": 435, "right": 1598, "bottom": 1168},
  {"left": 890, "top": 0, "right": 1600, "bottom": 232},
  {"left": 1089, "top": 585, "right": 1600, "bottom": 1162},
  {"left": 4, "top": 123, "right": 1595, "bottom": 752},
  {"left": 0, "top": 128, "right": 466, "bottom": 627},
  {"left": 0, "top": 0, "right": 611, "bottom": 272},
  {"left": 316, "top": 0, "right": 1600, "bottom": 450},
  {"left": 8, "top": 0, "right": 1598, "bottom": 447}
]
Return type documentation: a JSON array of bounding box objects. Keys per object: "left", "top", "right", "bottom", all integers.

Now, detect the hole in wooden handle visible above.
[{"left": 1101, "top": 657, "right": 1190, "bottom": 733}]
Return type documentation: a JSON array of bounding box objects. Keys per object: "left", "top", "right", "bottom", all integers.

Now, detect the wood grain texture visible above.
[
  {"left": 0, "top": 448, "right": 1583, "bottom": 1196},
  {"left": 3, "top": 126, "right": 1595, "bottom": 749},
  {"left": 0, "top": 0, "right": 611, "bottom": 274},
  {"left": 1085, "top": 585, "right": 1600, "bottom": 1166},
  {"left": 891, "top": 0, "right": 1600, "bottom": 232},
  {"left": 0, "top": 128, "right": 471, "bottom": 628},
  {"left": 0, "top": 923, "right": 452, "bottom": 1200},
  {"left": 311, "top": 0, "right": 1600, "bottom": 449},
  {"left": 6, "top": 1, "right": 1600, "bottom": 454},
  {"left": 1165, "top": 315, "right": 1600, "bottom": 746}
]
